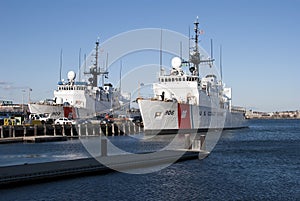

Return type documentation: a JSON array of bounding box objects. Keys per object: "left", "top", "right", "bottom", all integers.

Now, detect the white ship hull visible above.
[
  {"left": 28, "top": 101, "right": 111, "bottom": 119},
  {"left": 138, "top": 99, "right": 247, "bottom": 135}
]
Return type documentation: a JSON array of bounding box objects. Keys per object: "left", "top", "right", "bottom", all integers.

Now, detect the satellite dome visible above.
[
  {"left": 171, "top": 57, "right": 182, "bottom": 69},
  {"left": 67, "top": 71, "right": 76, "bottom": 81}
]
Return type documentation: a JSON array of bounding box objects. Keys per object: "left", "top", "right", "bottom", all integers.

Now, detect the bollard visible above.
[
  {"left": 0, "top": 126, "right": 3, "bottom": 138},
  {"left": 184, "top": 134, "right": 191, "bottom": 149},
  {"left": 200, "top": 134, "right": 206, "bottom": 150},
  {"left": 101, "top": 138, "right": 107, "bottom": 157}
]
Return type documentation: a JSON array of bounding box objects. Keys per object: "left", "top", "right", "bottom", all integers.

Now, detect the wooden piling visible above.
[
  {"left": 0, "top": 126, "right": 3, "bottom": 139},
  {"left": 200, "top": 135, "right": 206, "bottom": 150},
  {"left": 34, "top": 125, "right": 37, "bottom": 136}
]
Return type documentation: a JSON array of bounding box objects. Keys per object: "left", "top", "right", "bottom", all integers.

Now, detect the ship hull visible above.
[
  {"left": 28, "top": 101, "right": 111, "bottom": 119},
  {"left": 138, "top": 99, "right": 248, "bottom": 135}
]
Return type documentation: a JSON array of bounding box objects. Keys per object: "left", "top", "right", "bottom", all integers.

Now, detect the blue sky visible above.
[{"left": 0, "top": 0, "right": 299, "bottom": 112}]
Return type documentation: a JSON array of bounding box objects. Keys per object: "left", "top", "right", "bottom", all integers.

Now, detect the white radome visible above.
[
  {"left": 67, "top": 71, "right": 76, "bottom": 81},
  {"left": 171, "top": 57, "right": 182, "bottom": 69}
]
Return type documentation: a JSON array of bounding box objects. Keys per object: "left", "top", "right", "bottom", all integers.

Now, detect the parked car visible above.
[
  {"left": 129, "top": 115, "right": 143, "bottom": 126},
  {"left": 54, "top": 117, "right": 76, "bottom": 125}
]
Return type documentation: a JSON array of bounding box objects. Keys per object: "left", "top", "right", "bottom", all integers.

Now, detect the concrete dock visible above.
[{"left": 0, "top": 150, "right": 209, "bottom": 188}]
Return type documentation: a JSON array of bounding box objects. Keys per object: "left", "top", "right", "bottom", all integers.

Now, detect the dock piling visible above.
[
  {"left": 200, "top": 134, "right": 206, "bottom": 150},
  {"left": 101, "top": 138, "right": 107, "bottom": 157},
  {"left": 0, "top": 126, "right": 3, "bottom": 138},
  {"left": 184, "top": 134, "right": 191, "bottom": 149}
]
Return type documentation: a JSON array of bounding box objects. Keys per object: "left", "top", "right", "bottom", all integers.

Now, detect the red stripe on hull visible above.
[{"left": 178, "top": 103, "right": 191, "bottom": 129}]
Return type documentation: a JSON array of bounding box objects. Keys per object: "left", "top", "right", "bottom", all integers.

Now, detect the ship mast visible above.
[
  {"left": 84, "top": 38, "right": 108, "bottom": 87},
  {"left": 189, "top": 17, "right": 214, "bottom": 77},
  {"left": 189, "top": 17, "right": 201, "bottom": 76}
]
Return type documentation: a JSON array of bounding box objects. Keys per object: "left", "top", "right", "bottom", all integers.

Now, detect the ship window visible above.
[
  {"left": 175, "top": 78, "right": 178, "bottom": 82},
  {"left": 168, "top": 78, "right": 171, "bottom": 82},
  {"left": 183, "top": 78, "right": 185, "bottom": 81},
  {"left": 179, "top": 78, "right": 181, "bottom": 81},
  {"left": 172, "top": 78, "right": 174, "bottom": 82}
]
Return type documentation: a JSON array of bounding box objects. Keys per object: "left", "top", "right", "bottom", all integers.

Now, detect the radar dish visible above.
[
  {"left": 171, "top": 57, "right": 182, "bottom": 69},
  {"left": 67, "top": 71, "right": 76, "bottom": 81}
]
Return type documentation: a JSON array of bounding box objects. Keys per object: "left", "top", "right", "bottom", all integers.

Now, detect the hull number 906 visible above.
[{"left": 165, "top": 110, "right": 175, "bottom": 115}]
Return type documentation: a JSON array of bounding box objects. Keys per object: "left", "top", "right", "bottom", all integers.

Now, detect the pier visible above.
[
  {"left": 0, "top": 150, "right": 209, "bottom": 188},
  {"left": 0, "top": 122, "right": 144, "bottom": 143}
]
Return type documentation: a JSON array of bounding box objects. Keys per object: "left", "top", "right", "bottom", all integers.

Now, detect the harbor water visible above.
[{"left": 0, "top": 119, "right": 299, "bottom": 200}]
